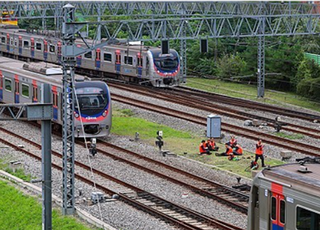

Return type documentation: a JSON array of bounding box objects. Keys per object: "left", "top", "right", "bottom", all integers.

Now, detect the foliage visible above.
[
  {"left": 216, "top": 54, "right": 247, "bottom": 80},
  {"left": 295, "top": 59, "right": 320, "bottom": 100}
]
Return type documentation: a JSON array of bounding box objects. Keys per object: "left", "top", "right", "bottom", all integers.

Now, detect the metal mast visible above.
[
  {"left": 61, "top": 4, "right": 76, "bottom": 215},
  {"left": 257, "top": 9, "right": 266, "bottom": 98}
]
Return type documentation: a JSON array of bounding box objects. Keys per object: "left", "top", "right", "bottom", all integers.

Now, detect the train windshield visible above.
[
  {"left": 75, "top": 87, "right": 108, "bottom": 115},
  {"left": 154, "top": 57, "right": 178, "bottom": 70}
]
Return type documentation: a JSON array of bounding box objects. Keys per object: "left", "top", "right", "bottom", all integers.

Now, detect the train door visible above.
[
  {"left": 76, "top": 44, "right": 82, "bottom": 67},
  {"left": 43, "top": 39, "right": 48, "bottom": 61},
  {"left": 6, "top": 33, "right": 10, "bottom": 52},
  {"left": 115, "top": 49, "right": 121, "bottom": 73},
  {"left": 95, "top": 48, "right": 101, "bottom": 69},
  {"left": 52, "top": 86, "right": 58, "bottom": 121},
  {"left": 270, "top": 184, "right": 285, "bottom": 230},
  {"left": 18, "top": 36, "right": 22, "bottom": 55},
  {"left": 0, "top": 70, "right": 3, "bottom": 101},
  {"left": 32, "top": 80, "right": 38, "bottom": 102},
  {"left": 57, "top": 41, "right": 62, "bottom": 63},
  {"left": 30, "top": 37, "right": 35, "bottom": 58},
  {"left": 14, "top": 74, "right": 19, "bottom": 103},
  {"left": 136, "top": 52, "right": 142, "bottom": 78}
]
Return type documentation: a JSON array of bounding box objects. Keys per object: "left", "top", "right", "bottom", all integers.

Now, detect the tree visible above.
[{"left": 217, "top": 54, "right": 246, "bottom": 80}]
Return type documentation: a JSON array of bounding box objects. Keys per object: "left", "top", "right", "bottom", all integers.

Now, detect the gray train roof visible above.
[
  {"left": 261, "top": 163, "right": 320, "bottom": 195},
  {"left": 0, "top": 56, "right": 86, "bottom": 86},
  {"left": 0, "top": 27, "right": 151, "bottom": 52}
]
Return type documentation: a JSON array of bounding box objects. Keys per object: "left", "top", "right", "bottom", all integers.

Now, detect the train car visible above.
[
  {"left": 0, "top": 56, "right": 111, "bottom": 138},
  {"left": 247, "top": 158, "right": 320, "bottom": 230},
  {"left": 0, "top": 26, "right": 182, "bottom": 87}
]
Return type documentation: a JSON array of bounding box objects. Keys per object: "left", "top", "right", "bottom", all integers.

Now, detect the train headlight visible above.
[
  {"left": 102, "top": 110, "right": 107, "bottom": 117},
  {"left": 74, "top": 112, "right": 79, "bottom": 118}
]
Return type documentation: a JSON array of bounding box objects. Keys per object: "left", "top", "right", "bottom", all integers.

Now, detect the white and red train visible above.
[
  {"left": 0, "top": 56, "right": 112, "bottom": 138},
  {"left": 0, "top": 26, "right": 182, "bottom": 87},
  {"left": 247, "top": 159, "right": 320, "bottom": 230}
]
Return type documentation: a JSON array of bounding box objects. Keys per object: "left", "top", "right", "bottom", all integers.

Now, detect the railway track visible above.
[
  {"left": 177, "top": 86, "right": 320, "bottom": 123},
  {"left": 0, "top": 127, "right": 245, "bottom": 230},
  {"left": 79, "top": 140, "right": 249, "bottom": 214},
  {"left": 108, "top": 82, "right": 320, "bottom": 139},
  {"left": 111, "top": 93, "right": 320, "bottom": 157}
]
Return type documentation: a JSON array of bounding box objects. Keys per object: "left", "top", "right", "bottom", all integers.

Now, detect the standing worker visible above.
[{"left": 255, "top": 139, "right": 265, "bottom": 167}]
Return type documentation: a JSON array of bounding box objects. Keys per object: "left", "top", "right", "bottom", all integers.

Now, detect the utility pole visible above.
[
  {"left": 61, "top": 3, "right": 110, "bottom": 215},
  {"left": 61, "top": 3, "right": 77, "bottom": 215},
  {"left": 257, "top": 4, "right": 266, "bottom": 98},
  {"left": 41, "top": 84, "right": 52, "bottom": 229}
]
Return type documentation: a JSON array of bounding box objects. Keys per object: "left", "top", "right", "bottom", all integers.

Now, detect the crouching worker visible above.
[
  {"left": 199, "top": 140, "right": 211, "bottom": 155},
  {"left": 206, "top": 138, "right": 219, "bottom": 151},
  {"left": 215, "top": 142, "right": 233, "bottom": 156},
  {"left": 233, "top": 144, "right": 243, "bottom": 155}
]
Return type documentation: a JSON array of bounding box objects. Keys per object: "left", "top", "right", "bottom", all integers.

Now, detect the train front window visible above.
[
  {"left": 297, "top": 206, "right": 320, "bottom": 230},
  {"left": 154, "top": 57, "right": 178, "bottom": 70},
  {"left": 75, "top": 87, "right": 108, "bottom": 116}
]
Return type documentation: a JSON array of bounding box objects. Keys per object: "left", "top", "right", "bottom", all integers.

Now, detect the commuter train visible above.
[
  {"left": 247, "top": 158, "right": 320, "bottom": 230},
  {"left": 0, "top": 56, "right": 112, "bottom": 138},
  {"left": 0, "top": 26, "right": 182, "bottom": 87}
]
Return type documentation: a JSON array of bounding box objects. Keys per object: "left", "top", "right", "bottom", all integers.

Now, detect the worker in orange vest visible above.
[
  {"left": 216, "top": 142, "right": 233, "bottom": 156},
  {"left": 206, "top": 138, "right": 219, "bottom": 151},
  {"left": 233, "top": 144, "right": 243, "bottom": 155},
  {"left": 229, "top": 136, "right": 237, "bottom": 148},
  {"left": 255, "top": 139, "right": 265, "bottom": 167},
  {"left": 199, "top": 140, "right": 211, "bottom": 155}
]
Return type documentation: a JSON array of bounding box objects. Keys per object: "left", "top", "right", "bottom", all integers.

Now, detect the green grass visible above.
[
  {"left": 185, "top": 78, "right": 320, "bottom": 112},
  {"left": 274, "top": 132, "right": 304, "bottom": 140},
  {"left": 0, "top": 179, "right": 96, "bottom": 230},
  {"left": 112, "top": 107, "right": 284, "bottom": 179}
]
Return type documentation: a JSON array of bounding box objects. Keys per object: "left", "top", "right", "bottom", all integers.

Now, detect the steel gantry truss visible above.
[{"left": 2, "top": 2, "right": 320, "bottom": 39}]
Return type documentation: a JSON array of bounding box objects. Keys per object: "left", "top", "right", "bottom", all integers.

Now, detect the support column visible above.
[
  {"left": 180, "top": 23, "right": 187, "bottom": 83},
  {"left": 42, "top": 84, "right": 52, "bottom": 230},
  {"left": 62, "top": 3, "right": 76, "bottom": 215},
  {"left": 257, "top": 7, "right": 266, "bottom": 98}
]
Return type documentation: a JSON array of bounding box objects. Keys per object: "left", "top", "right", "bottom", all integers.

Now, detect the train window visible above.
[
  {"left": 4, "top": 79, "right": 12, "bottom": 92},
  {"left": 14, "top": 39, "right": 17, "bottom": 47},
  {"left": 21, "top": 84, "right": 29, "bottom": 98},
  {"left": 280, "top": 200, "right": 285, "bottom": 224},
  {"left": 103, "top": 53, "right": 112, "bottom": 62},
  {"left": 84, "top": 52, "right": 92, "bottom": 59},
  {"left": 124, "top": 56, "right": 133, "bottom": 65},
  {"left": 36, "top": 42, "right": 42, "bottom": 51},
  {"left": 10, "top": 38, "right": 13, "bottom": 45},
  {"left": 49, "top": 44, "right": 55, "bottom": 53},
  {"left": 271, "top": 197, "right": 276, "bottom": 220},
  {"left": 24, "top": 40, "right": 29, "bottom": 48},
  {"left": 297, "top": 206, "right": 320, "bottom": 230},
  {"left": 0, "top": 37, "right": 4, "bottom": 43}
]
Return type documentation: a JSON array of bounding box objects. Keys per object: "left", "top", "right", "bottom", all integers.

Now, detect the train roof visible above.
[
  {"left": 0, "top": 27, "right": 152, "bottom": 52},
  {"left": 260, "top": 162, "right": 320, "bottom": 196},
  {"left": 0, "top": 56, "right": 87, "bottom": 86}
]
